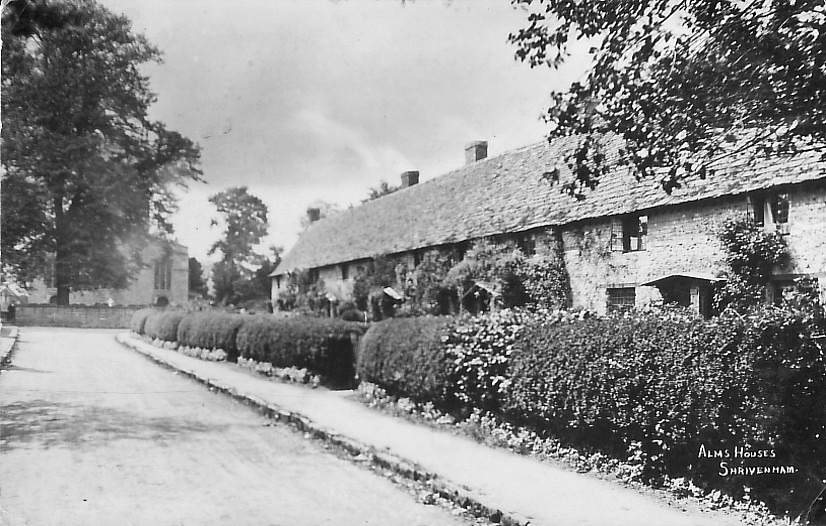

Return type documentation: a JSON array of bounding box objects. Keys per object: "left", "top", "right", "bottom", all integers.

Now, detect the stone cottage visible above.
[
  {"left": 27, "top": 240, "right": 189, "bottom": 306},
  {"left": 271, "top": 137, "right": 826, "bottom": 316}
]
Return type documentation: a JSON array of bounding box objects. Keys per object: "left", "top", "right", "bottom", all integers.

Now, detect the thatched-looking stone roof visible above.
[{"left": 274, "top": 136, "right": 826, "bottom": 275}]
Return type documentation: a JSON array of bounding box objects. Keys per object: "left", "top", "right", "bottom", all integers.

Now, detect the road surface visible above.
[{"left": 0, "top": 327, "right": 471, "bottom": 526}]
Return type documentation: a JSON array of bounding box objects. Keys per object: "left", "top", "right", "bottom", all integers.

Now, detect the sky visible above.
[{"left": 98, "top": 0, "right": 591, "bottom": 265}]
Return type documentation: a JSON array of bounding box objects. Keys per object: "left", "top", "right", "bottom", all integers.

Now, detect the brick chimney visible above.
[
  {"left": 401, "top": 170, "right": 419, "bottom": 188},
  {"left": 465, "top": 140, "right": 488, "bottom": 164},
  {"left": 307, "top": 207, "right": 321, "bottom": 223}
]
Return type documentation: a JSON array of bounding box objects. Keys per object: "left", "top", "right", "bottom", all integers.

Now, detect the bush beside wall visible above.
[
  {"left": 130, "top": 308, "right": 157, "bottom": 334},
  {"left": 236, "top": 316, "right": 363, "bottom": 385}
]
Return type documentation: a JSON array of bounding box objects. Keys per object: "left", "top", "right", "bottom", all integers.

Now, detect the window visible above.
[
  {"left": 749, "top": 194, "right": 766, "bottom": 226},
  {"left": 309, "top": 268, "right": 320, "bottom": 283},
  {"left": 770, "top": 277, "right": 818, "bottom": 305},
  {"left": 607, "top": 287, "right": 636, "bottom": 313},
  {"left": 616, "top": 214, "right": 647, "bottom": 252},
  {"left": 154, "top": 259, "right": 172, "bottom": 290},
  {"left": 750, "top": 192, "right": 790, "bottom": 233},
  {"left": 771, "top": 192, "right": 790, "bottom": 234},
  {"left": 340, "top": 263, "right": 349, "bottom": 280}
]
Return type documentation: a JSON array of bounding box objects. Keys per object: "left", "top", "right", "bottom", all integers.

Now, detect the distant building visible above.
[
  {"left": 0, "top": 283, "right": 28, "bottom": 314},
  {"left": 27, "top": 241, "right": 189, "bottom": 306},
  {"left": 272, "top": 137, "right": 826, "bottom": 317}
]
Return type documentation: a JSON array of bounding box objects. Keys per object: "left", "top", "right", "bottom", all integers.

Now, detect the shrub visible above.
[
  {"left": 236, "top": 316, "right": 364, "bottom": 385},
  {"left": 176, "top": 311, "right": 245, "bottom": 361},
  {"left": 501, "top": 307, "right": 826, "bottom": 514},
  {"left": 714, "top": 215, "right": 789, "bottom": 312},
  {"left": 144, "top": 310, "right": 186, "bottom": 342},
  {"left": 357, "top": 316, "right": 456, "bottom": 408},
  {"left": 130, "top": 308, "right": 157, "bottom": 335},
  {"left": 446, "top": 240, "right": 526, "bottom": 311},
  {"left": 517, "top": 244, "right": 572, "bottom": 310},
  {"left": 445, "top": 309, "right": 527, "bottom": 412}
]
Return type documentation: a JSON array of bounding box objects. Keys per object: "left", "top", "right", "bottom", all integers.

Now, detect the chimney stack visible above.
[
  {"left": 401, "top": 170, "right": 419, "bottom": 188},
  {"left": 307, "top": 207, "right": 321, "bottom": 223},
  {"left": 465, "top": 140, "right": 488, "bottom": 164}
]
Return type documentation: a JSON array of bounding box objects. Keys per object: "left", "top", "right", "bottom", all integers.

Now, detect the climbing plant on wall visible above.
[{"left": 714, "top": 215, "right": 789, "bottom": 312}]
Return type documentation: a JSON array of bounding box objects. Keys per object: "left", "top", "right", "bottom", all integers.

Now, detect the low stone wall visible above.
[{"left": 16, "top": 305, "right": 143, "bottom": 329}]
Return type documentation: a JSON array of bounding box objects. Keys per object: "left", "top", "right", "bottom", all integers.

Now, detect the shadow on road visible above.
[
  {"left": 2, "top": 364, "right": 53, "bottom": 374},
  {"left": 1, "top": 399, "right": 223, "bottom": 450}
]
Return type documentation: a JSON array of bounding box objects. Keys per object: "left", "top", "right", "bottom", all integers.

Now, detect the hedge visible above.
[
  {"left": 143, "top": 310, "right": 186, "bottom": 342},
  {"left": 236, "top": 316, "right": 364, "bottom": 385},
  {"left": 502, "top": 308, "right": 826, "bottom": 513},
  {"left": 357, "top": 316, "right": 456, "bottom": 407},
  {"left": 176, "top": 312, "right": 245, "bottom": 361},
  {"left": 130, "top": 308, "right": 157, "bottom": 335}
]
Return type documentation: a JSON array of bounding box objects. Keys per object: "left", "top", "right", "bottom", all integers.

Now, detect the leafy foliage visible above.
[
  {"left": 175, "top": 311, "right": 244, "bottom": 361},
  {"left": 350, "top": 255, "right": 400, "bottom": 319},
  {"left": 714, "top": 215, "right": 789, "bottom": 312},
  {"left": 209, "top": 187, "right": 269, "bottom": 305},
  {"left": 1, "top": 0, "right": 201, "bottom": 303},
  {"left": 400, "top": 250, "right": 456, "bottom": 316},
  {"left": 362, "top": 180, "right": 399, "bottom": 202},
  {"left": 357, "top": 316, "right": 456, "bottom": 408},
  {"left": 445, "top": 309, "right": 526, "bottom": 412},
  {"left": 516, "top": 236, "right": 572, "bottom": 310},
  {"left": 277, "top": 270, "right": 328, "bottom": 315},
  {"left": 510, "top": 1, "right": 826, "bottom": 195},
  {"left": 188, "top": 257, "right": 209, "bottom": 298},
  {"left": 130, "top": 307, "right": 157, "bottom": 335},
  {"left": 236, "top": 316, "right": 364, "bottom": 385},
  {"left": 143, "top": 310, "right": 185, "bottom": 342},
  {"left": 504, "top": 308, "right": 826, "bottom": 513},
  {"left": 446, "top": 240, "right": 526, "bottom": 311}
]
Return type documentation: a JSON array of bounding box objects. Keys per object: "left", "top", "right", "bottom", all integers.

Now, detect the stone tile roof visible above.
[{"left": 275, "top": 136, "right": 826, "bottom": 274}]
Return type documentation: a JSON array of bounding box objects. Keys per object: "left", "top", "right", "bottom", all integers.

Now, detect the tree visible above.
[
  {"left": 362, "top": 180, "right": 399, "bottom": 202},
  {"left": 510, "top": 1, "right": 826, "bottom": 196},
  {"left": 1, "top": 0, "right": 77, "bottom": 38},
  {"left": 188, "top": 257, "right": 209, "bottom": 298},
  {"left": 1, "top": 0, "right": 201, "bottom": 304},
  {"left": 208, "top": 186, "right": 268, "bottom": 304}
]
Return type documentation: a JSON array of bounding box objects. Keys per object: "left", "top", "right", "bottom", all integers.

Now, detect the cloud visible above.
[{"left": 99, "top": 0, "right": 592, "bottom": 262}]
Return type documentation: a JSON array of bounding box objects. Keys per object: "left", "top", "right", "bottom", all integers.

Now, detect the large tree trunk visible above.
[
  {"left": 54, "top": 250, "right": 71, "bottom": 306},
  {"left": 54, "top": 197, "right": 71, "bottom": 306}
]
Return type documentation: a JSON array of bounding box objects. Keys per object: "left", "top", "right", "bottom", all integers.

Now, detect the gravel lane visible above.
[{"left": 0, "top": 327, "right": 470, "bottom": 526}]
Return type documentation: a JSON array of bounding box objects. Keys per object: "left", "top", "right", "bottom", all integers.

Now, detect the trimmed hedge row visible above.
[
  {"left": 130, "top": 308, "right": 156, "bottom": 334},
  {"left": 236, "top": 316, "right": 364, "bottom": 385},
  {"left": 357, "top": 316, "right": 456, "bottom": 407},
  {"left": 129, "top": 309, "right": 364, "bottom": 383},
  {"left": 355, "top": 307, "right": 826, "bottom": 513},
  {"left": 176, "top": 312, "right": 245, "bottom": 361},
  {"left": 144, "top": 310, "right": 186, "bottom": 342}
]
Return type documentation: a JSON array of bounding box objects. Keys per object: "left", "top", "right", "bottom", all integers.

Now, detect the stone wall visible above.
[
  {"left": 271, "top": 182, "right": 826, "bottom": 314},
  {"left": 562, "top": 185, "right": 826, "bottom": 314},
  {"left": 16, "top": 305, "right": 141, "bottom": 328}
]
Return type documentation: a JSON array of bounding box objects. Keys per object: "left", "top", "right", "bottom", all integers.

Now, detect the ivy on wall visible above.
[{"left": 714, "top": 215, "right": 789, "bottom": 313}]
